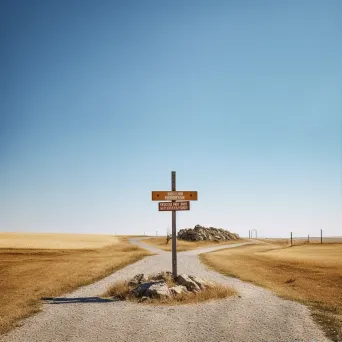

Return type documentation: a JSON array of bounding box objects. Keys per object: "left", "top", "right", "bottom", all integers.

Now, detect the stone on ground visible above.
[
  {"left": 176, "top": 274, "right": 201, "bottom": 292},
  {"left": 189, "top": 275, "right": 208, "bottom": 289},
  {"left": 151, "top": 271, "right": 172, "bottom": 281},
  {"left": 125, "top": 273, "right": 213, "bottom": 301},
  {"left": 177, "top": 224, "right": 239, "bottom": 242},
  {"left": 145, "top": 281, "right": 171, "bottom": 298},
  {"left": 128, "top": 273, "right": 147, "bottom": 286},
  {"left": 132, "top": 281, "right": 156, "bottom": 297},
  {"left": 132, "top": 280, "right": 171, "bottom": 298},
  {"left": 169, "top": 285, "right": 188, "bottom": 296}
]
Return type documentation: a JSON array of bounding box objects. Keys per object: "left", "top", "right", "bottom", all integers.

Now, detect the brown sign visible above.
[
  {"left": 159, "top": 201, "right": 190, "bottom": 211},
  {"left": 152, "top": 191, "right": 198, "bottom": 201}
]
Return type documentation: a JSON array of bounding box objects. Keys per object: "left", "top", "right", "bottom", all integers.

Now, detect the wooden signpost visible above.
[{"left": 152, "top": 171, "right": 197, "bottom": 278}]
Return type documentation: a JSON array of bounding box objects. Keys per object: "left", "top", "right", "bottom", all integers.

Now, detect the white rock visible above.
[
  {"left": 146, "top": 281, "right": 171, "bottom": 298},
  {"left": 169, "top": 285, "right": 188, "bottom": 296},
  {"left": 189, "top": 276, "right": 207, "bottom": 289},
  {"left": 139, "top": 296, "right": 149, "bottom": 302},
  {"left": 176, "top": 274, "right": 201, "bottom": 292}
]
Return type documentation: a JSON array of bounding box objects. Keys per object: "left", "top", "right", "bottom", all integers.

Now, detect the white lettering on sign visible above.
[
  {"left": 165, "top": 196, "right": 185, "bottom": 200},
  {"left": 160, "top": 202, "right": 188, "bottom": 207},
  {"left": 165, "top": 192, "right": 184, "bottom": 200},
  {"left": 158, "top": 201, "right": 190, "bottom": 211}
]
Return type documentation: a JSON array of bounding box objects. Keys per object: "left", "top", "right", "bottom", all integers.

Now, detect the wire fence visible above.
[
  {"left": 288, "top": 233, "right": 342, "bottom": 246},
  {"left": 248, "top": 230, "right": 342, "bottom": 246}
]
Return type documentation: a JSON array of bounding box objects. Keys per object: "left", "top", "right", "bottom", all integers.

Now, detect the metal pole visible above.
[
  {"left": 291, "top": 232, "right": 293, "bottom": 246},
  {"left": 321, "top": 229, "right": 322, "bottom": 244},
  {"left": 171, "top": 171, "right": 177, "bottom": 279}
]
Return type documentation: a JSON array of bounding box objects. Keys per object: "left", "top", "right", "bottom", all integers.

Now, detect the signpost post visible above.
[
  {"left": 171, "top": 171, "right": 177, "bottom": 278},
  {"left": 152, "top": 171, "right": 197, "bottom": 279}
]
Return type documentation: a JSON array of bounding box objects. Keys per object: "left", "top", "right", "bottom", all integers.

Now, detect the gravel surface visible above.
[{"left": 0, "top": 239, "right": 330, "bottom": 342}]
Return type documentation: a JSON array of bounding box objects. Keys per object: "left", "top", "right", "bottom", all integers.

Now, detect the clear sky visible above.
[{"left": 1, "top": 0, "right": 341, "bottom": 238}]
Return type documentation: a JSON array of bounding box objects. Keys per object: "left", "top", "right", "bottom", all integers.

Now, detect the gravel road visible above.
[{"left": 0, "top": 239, "right": 329, "bottom": 342}]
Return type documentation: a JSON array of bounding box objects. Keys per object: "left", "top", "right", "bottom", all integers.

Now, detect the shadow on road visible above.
[{"left": 41, "top": 297, "right": 118, "bottom": 304}]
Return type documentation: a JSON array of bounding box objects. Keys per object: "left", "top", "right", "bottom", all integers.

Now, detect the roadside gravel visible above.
[{"left": 0, "top": 239, "right": 330, "bottom": 342}]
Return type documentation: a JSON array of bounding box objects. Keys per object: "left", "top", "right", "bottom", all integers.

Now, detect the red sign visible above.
[{"left": 158, "top": 201, "right": 190, "bottom": 211}]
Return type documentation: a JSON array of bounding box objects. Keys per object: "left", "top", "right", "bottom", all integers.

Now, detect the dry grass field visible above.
[
  {"left": 200, "top": 240, "right": 342, "bottom": 341},
  {"left": 0, "top": 232, "right": 123, "bottom": 249},
  {"left": 142, "top": 236, "right": 244, "bottom": 252},
  {"left": 0, "top": 233, "right": 151, "bottom": 335}
]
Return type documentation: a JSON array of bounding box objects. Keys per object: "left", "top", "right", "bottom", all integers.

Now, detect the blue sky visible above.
[{"left": 1, "top": 0, "right": 341, "bottom": 237}]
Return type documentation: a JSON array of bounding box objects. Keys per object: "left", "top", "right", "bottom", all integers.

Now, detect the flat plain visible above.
[
  {"left": 0, "top": 233, "right": 151, "bottom": 334},
  {"left": 0, "top": 239, "right": 330, "bottom": 342},
  {"left": 200, "top": 239, "right": 342, "bottom": 341},
  {"left": 0, "top": 232, "right": 123, "bottom": 249}
]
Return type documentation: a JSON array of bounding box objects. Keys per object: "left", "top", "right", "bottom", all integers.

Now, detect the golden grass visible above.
[
  {"left": 142, "top": 236, "right": 243, "bottom": 252},
  {"left": 104, "top": 273, "right": 235, "bottom": 305},
  {"left": 200, "top": 242, "right": 342, "bottom": 341},
  {"left": 0, "top": 235, "right": 152, "bottom": 335},
  {"left": 0, "top": 232, "right": 123, "bottom": 249}
]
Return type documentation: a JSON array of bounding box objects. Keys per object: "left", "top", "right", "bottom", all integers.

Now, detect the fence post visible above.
[
  {"left": 308, "top": 234, "right": 309, "bottom": 243},
  {"left": 290, "top": 232, "right": 293, "bottom": 246},
  {"left": 321, "top": 229, "right": 322, "bottom": 244}
]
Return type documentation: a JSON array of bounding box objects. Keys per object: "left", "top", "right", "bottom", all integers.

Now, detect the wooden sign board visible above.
[
  {"left": 159, "top": 201, "right": 190, "bottom": 211},
  {"left": 152, "top": 191, "right": 198, "bottom": 201}
]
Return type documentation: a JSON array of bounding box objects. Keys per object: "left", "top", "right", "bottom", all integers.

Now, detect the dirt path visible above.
[{"left": 0, "top": 239, "right": 329, "bottom": 342}]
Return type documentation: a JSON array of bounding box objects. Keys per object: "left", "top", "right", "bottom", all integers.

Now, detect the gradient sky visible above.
[{"left": 1, "top": 0, "right": 341, "bottom": 237}]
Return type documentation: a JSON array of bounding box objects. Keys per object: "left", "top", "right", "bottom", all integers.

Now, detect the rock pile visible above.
[
  {"left": 178, "top": 224, "right": 239, "bottom": 241},
  {"left": 126, "top": 272, "right": 213, "bottom": 301}
]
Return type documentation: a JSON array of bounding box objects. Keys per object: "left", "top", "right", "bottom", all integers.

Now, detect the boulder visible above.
[
  {"left": 145, "top": 281, "right": 171, "bottom": 298},
  {"left": 124, "top": 272, "right": 217, "bottom": 301},
  {"left": 189, "top": 276, "right": 208, "bottom": 290},
  {"left": 176, "top": 274, "right": 201, "bottom": 292},
  {"left": 177, "top": 225, "right": 239, "bottom": 242},
  {"left": 133, "top": 281, "right": 156, "bottom": 297},
  {"left": 169, "top": 285, "right": 188, "bottom": 296},
  {"left": 151, "top": 271, "right": 172, "bottom": 281},
  {"left": 128, "top": 273, "right": 147, "bottom": 287},
  {"left": 133, "top": 281, "right": 171, "bottom": 298}
]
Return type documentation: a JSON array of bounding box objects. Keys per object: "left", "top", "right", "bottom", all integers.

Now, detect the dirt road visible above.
[{"left": 0, "top": 239, "right": 329, "bottom": 342}]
